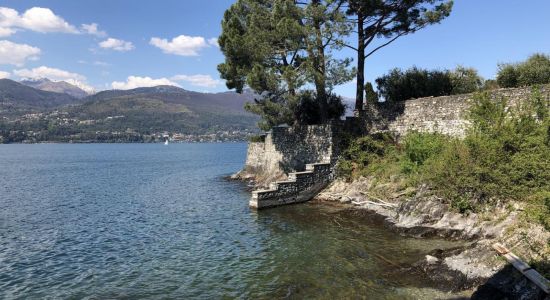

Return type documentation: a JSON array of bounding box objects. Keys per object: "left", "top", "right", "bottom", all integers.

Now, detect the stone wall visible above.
[
  {"left": 237, "top": 123, "right": 343, "bottom": 187},
  {"left": 250, "top": 162, "right": 332, "bottom": 209},
  {"left": 367, "top": 85, "right": 550, "bottom": 138}
]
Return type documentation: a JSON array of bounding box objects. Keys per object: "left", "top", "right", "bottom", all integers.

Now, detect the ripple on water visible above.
[{"left": 0, "top": 143, "right": 463, "bottom": 299}]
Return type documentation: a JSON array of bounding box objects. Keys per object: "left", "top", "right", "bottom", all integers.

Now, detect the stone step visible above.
[{"left": 250, "top": 161, "right": 333, "bottom": 209}]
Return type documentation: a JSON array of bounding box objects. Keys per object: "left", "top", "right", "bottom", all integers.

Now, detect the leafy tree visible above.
[
  {"left": 516, "top": 53, "right": 550, "bottom": 86},
  {"left": 364, "top": 81, "right": 379, "bottom": 104},
  {"left": 497, "top": 53, "right": 550, "bottom": 88},
  {"left": 218, "top": 0, "right": 354, "bottom": 128},
  {"left": 497, "top": 64, "right": 518, "bottom": 88},
  {"left": 343, "top": 0, "right": 453, "bottom": 111},
  {"left": 450, "top": 65, "right": 483, "bottom": 94},
  {"left": 375, "top": 67, "right": 452, "bottom": 102},
  {"left": 293, "top": 90, "right": 345, "bottom": 125}
]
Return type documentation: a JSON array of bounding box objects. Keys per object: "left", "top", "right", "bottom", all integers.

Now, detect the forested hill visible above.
[{"left": 0, "top": 81, "right": 260, "bottom": 143}]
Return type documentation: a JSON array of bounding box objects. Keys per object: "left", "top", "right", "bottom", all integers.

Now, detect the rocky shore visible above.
[{"left": 315, "top": 177, "right": 550, "bottom": 299}]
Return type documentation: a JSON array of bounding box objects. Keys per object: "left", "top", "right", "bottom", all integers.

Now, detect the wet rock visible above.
[{"left": 426, "top": 255, "right": 439, "bottom": 264}]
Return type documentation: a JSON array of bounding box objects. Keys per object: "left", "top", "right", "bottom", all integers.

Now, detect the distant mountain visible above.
[
  {"left": 0, "top": 79, "right": 78, "bottom": 110},
  {"left": 0, "top": 80, "right": 261, "bottom": 142},
  {"left": 68, "top": 85, "right": 259, "bottom": 134},
  {"left": 20, "top": 78, "right": 92, "bottom": 99}
]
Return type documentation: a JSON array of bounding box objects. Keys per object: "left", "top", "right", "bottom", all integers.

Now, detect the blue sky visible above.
[{"left": 0, "top": 0, "right": 549, "bottom": 97}]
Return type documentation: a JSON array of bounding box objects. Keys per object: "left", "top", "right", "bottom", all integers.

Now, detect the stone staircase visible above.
[{"left": 250, "top": 162, "right": 333, "bottom": 209}]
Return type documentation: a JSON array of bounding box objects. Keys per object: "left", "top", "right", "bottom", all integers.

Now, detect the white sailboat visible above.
[{"left": 164, "top": 139, "right": 169, "bottom": 145}]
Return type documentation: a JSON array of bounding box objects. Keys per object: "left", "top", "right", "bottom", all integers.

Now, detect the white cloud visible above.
[
  {"left": 81, "top": 23, "right": 106, "bottom": 37},
  {"left": 99, "top": 38, "right": 134, "bottom": 52},
  {"left": 171, "top": 74, "right": 222, "bottom": 88},
  {"left": 0, "top": 7, "right": 78, "bottom": 35},
  {"left": 0, "top": 40, "right": 41, "bottom": 66},
  {"left": 0, "top": 27, "right": 15, "bottom": 37},
  {"left": 14, "top": 65, "right": 85, "bottom": 81},
  {"left": 149, "top": 35, "right": 210, "bottom": 56},
  {"left": 93, "top": 61, "right": 110, "bottom": 66},
  {"left": 0, "top": 70, "right": 9, "bottom": 78},
  {"left": 111, "top": 76, "right": 180, "bottom": 90},
  {"left": 208, "top": 37, "right": 219, "bottom": 48}
]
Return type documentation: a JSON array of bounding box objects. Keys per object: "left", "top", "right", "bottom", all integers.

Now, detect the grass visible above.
[{"left": 337, "top": 87, "right": 550, "bottom": 225}]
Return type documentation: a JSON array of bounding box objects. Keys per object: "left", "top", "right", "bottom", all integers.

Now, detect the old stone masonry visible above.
[{"left": 238, "top": 85, "right": 549, "bottom": 209}]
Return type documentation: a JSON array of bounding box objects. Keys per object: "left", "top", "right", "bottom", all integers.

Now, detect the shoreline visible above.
[
  {"left": 313, "top": 178, "right": 550, "bottom": 299},
  {"left": 239, "top": 171, "right": 549, "bottom": 299}
]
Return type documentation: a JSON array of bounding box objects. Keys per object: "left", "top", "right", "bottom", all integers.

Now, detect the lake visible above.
[{"left": 0, "top": 143, "right": 462, "bottom": 299}]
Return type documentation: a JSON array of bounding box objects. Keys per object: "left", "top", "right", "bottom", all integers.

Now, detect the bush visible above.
[
  {"left": 293, "top": 91, "right": 345, "bottom": 125},
  {"left": 376, "top": 67, "right": 453, "bottom": 102},
  {"left": 248, "top": 135, "right": 265, "bottom": 142},
  {"left": 401, "top": 132, "right": 447, "bottom": 174},
  {"left": 496, "top": 64, "right": 518, "bottom": 88},
  {"left": 497, "top": 53, "right": 550, "bottom": 88},
  {"left": 376, "top": 66, "right": 483, "bottom": 102},
  {"left": 450, "top": 66, "right": 484, "bottom": 94},
  {"left": 338, "top": 88, "right": 550, "bottom": 216},
  {"left": 336, "top": 132, "right": 396, "bottom": 179},
  {"left": 364, "top": 82, "right": 379, "bottom": 104}
]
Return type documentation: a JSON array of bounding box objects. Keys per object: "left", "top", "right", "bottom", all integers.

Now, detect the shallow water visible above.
[{"left": 1, "top": 143, "right": 462, "bottom": 299}]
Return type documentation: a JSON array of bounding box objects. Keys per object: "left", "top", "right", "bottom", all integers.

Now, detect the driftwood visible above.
[
  {"left": 492, "top": 243, "right": 550, "bottom": 294},
  {"left": 352, "top": 200, "right": 397, "bottom": 208},
  {"left": 358, "top": 192, "right": 398, "bottom": 207}
]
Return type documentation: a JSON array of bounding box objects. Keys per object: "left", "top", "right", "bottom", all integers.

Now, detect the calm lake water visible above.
[{"left": 1, "top": 143, "right": 462, "bottom": 299}]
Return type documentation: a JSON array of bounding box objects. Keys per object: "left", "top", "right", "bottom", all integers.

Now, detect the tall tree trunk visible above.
[
  {"left": 310, "top": 0, "right": 328, "bottom": 123},
  {"left": 314, "top": 23, "right": 328, "bottom": 123},
  {"left": 355, "top": 10, "right": 365, "bottom": 112}
]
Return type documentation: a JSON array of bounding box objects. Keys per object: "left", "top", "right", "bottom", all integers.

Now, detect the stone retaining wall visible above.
[
  {"left": 239, "top": 123, "right": 343, "bottom": 187},
  {"left": 250, "top": 162, "right": 332, "bottom": 209},
  {"left": 367, "top": 85, "right": 549, "bottom": 138}
]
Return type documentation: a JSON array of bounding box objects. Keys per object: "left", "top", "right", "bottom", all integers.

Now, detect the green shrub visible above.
[
  {"left": 497, "top": 53, "right": 550, "bottom": 88},
  {"left": 402, "top": 132, "right": 446, "bottom": 170},
  {"left": 365, "top": 82, "right": 379, "bottom": 104},
  {"left": 375, "top": 67, "right": 453, "bottom": 102},
  {"left": 450, "top": 66, "right": 484, "bottom": 94},
  {"left": 293, "top": 91, "right": 345, "bottom": 125},
  {"left": 375, "top": 66, "right": 484, "bottom": 102},
  {"left": 248, "top": 135, "right": 265, "bottom": 142},
  {"left": 337, "top": 88, "right": 550, "bottom": 217},
  {"left": 336, "top": 132, "right": 396, "bottom": 179},
  {"left": 517, "top": 54, "right": 550, "bottom": 86},
  {"left": 496, "top": 64, "right": 518, "bottom": 88}
]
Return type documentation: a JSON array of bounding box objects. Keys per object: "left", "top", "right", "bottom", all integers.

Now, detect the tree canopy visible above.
[
  {"left": 218, "top": 0, "right": 454, "bottom": 130},
  {"left": 343, "top": 0, "right": 453, "bottom": 110}
]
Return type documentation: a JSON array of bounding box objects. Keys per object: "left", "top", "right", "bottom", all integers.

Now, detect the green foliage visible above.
[
  {"left": 375, "top": 67, "right": 453, "bottom": 102},
  {"left": 364, "top": 82, "right": 379, "bottom": 104},
  {"left": 244, "top": 95, "right": 296, "bottom": 131},
  {"left": 338, "top": 88, "right": 550, "bottom": 219},
  {"left": 497, "top": 53, "right": 550, "bottom": 88},
  {"left": 450, "top": 66, "right": 484, "bottom": 94},
  {"left": 218, "top": 0, "right": 354, "bottom": 129},
  {"left": 496, "top": 64, "right": 518, "bottom": 88},
  {"left": 525, "top": 192, "right": 550, "bottom": 231},
  {"left": 401, "top": 132, "right": 446, "bottom": 174},
  {"left": 293, "top": 91, "right": 345, "bottom": 125},
  {"left": 376, "top": 66, "right": 484, "bottom": 102},
  {"left": 345, "top": 0, "right": 453, "bottom": 109},
  {"left": 248, "top": 135, "right": 266, "bottom": 143},
  {"left": 336, "top": 132, "right": 397, "bottom": 180}
]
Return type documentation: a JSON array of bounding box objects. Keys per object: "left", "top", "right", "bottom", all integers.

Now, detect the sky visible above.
[{"left": 0, "top": 0, "right": 549, "bottom": 97}]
